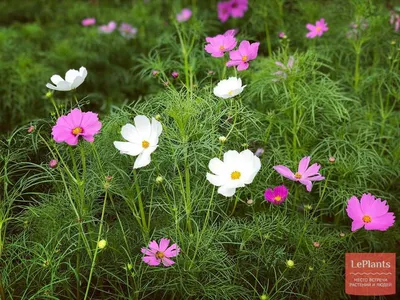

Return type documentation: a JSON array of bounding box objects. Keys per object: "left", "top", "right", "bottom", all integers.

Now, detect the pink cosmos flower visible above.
[
  {"left": 346, "top": 193, "right": 395, "bottom": 232},
  {"left": 264, "top": 185, "right": 288, "bottom": 205},
  {"left": 205, "top": 32, "right": 237, "bottom": 57},
  {"left": 229, "top": 0, "right": 248, "bottom": 18},
  {"left": 226, "top": 40, "right": 260, "bottom": 71},
  {"left": 119, "top": 23, "right": 137, "bottom": 39},
  {"left": 52, "top": 109, "right": 102, "bottom": 146},
  {"left": 99, "top": 21, "right": 117, "bottom": 34},
  {"left": 82, "top": 18, "right": 96, "bottom": 27},
  {"left": 141, "top": 238, "right": 180, "bottom": 267},
  {"left": 49, "top": 159, "right": 58, "bottom": 168},
  {"left": 224, "top": 28, "right": 238, "bottom": 36},
  {"left": 279, "top": 32, "right": 287, "bottom": 39},
  {"left": 152, "top": 70, "right": 160, "bottom": 76},
  {"left": 273, "top": 156, "right": 325, "bottom": 192},
  {"left": 176, "top": 8, "right": 192, "bottom": 22},
  {"left": 171, "top": 71, "right": 179, "bottom": 78},
  {"left": 306, "top": 18, "right": 328, "bottom": 38},
  {"left": 217, "top": 1, "right": 232, "bottom": 23}
]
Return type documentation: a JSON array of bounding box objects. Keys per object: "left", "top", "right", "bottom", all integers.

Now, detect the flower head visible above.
[
  {"left": 82, "top": 18, "right": 96, "bottom": 27},
  {"left": 176, "top": 8, "right": 192, "bottom": 22},
  {"left": 46, "top": 66, "right": 87, "bottom": 91},
  {"left": 346, "top": 193, "right": 395, "bottom": 232},
  {"left": 205, "top": 32, "right": 237, "bottom": 57},
  {"left": 27, "top": 125, "right": 35, "bottom": 133},
  {"left": 171, "top": 71, "right": 179, "bottom": 78},
  {"left": 152, "top": 70, "right": 160, "bottom": 76},
  {"left": 213, "top": 77, "right": 245, "bottom": 99},
  {"left": 273, "top": 156, "right": 325, "bottom": 192},
  {"left": 217, "top": 1, "right": 232, "bottom": 23},
  {"left": 226, "top": 40, "right": 259, "bottom": 71},
  {"left": 119, "top": 23, "right": 137, "bottom": 39},
  {"left": 207, "top": 149, "right": 261, "bottom": 197},
  {"left": 264, "top": 185, "right": 288, "bottom": 205},
  {"left": 52, "top": 109, "right": 102, "bottom": 146},
  {"left": 99, "top": 21, "right": 117, "bottom": 33},
  {"left": 273, "top": 56, "right": 295, "bottom": 82},
  {"left": 113, "top": 116, "right": 162, "bottom": 169},
  {"left": 278, "top": 31, "right": 287, "bottom": 39},
  {"left": 306, "top": 18, "right": 328, "bottom": 38},
  {"left": 141, "top": 238, "right": 180, "bottom": 267},
  {"left": 49, "top": 159, "right": 58, "bottom": 168},
  {"left": 229, "top": 0, "right": 248, "bottom": 18}
]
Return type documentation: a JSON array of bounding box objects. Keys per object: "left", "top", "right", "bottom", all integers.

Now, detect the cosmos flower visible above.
[
  {"left": 52, "top": 109, "right": 102, "bottom": 146},
  {"left": 141, "top": 238, "right": 180, "bottom": 267},
  {"left": 82, "top": 18, "right": 96, "bottom": 27},
  {"left": 306, "top": 18, "right": 328, "bottom": 38},
  {"left": 213, "top": 77, "right": 245, "bottom": 99},
  {"left": 346, "top": 193, "right": 395, "bottom": 232},
  {"left": 99, "top": 21, "right": 117, "bottom": 33},
  {"left": 176, "top": 8, "right": 192, "bottom": 22},
  {"left": 207, "top": 149, "right": 261, "bottom": 197},
  {"left": 278, "top": 31, "right": 287, "bottom": 39},
  {"left": 205, "top": 31, "right": 237, "bottom": 57},
  {"left": 217, "top": 1, "right": 232, "bottom": 23},
  {"left": 49, "top": 159, "right": 58, "bottom": 168},
  {"left": 46, "top": 66, "right": 87, "bottom": 91},
  {"left": 113, "top": 115, "right": 162, "bottom": 169},
  {"left": 119, "top": 23, "right": 138, "bottom": 39},
  {"left": 226, "top": 40, "right": 260, "bottom": 71},
  {"left": 273, "top": 156, "right": 325, "bottom": 192},
  {"left": 171, "top": 71, "right": 179, "bottom": 78},
  {"left": 229, "top": 0, "right": 248, "bottom": 18},
  {"left": 264, "top": 185, "right": 288, "bottom": 205},
  {"left": 273, "top": 56, "right": 295, "bottom": 82}
]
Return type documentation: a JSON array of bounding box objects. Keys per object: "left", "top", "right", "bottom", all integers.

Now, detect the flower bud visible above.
[
  {"left": 156, "top": 176, "right": 163, "bottom": 184},
  {"left": 27, "top": 125, "right": 35, "bottom": 133},
  {"left": 49, "top": 159, "right": 58, "bottom": 168},
  {"left": 313, "top": 241, "right": 320, "bottom": 248},
  {"left": 328, "top": 156, "right": 335, "bottom": 163},
  {"left": 286, "top": 259, "right": 295, "bottom": 268},
  {"left": 155, "top": 114, "right": 162, "bottom": 121},
  {"left": 219, "top": 136, "right": 227, "bottom": 143},
  {"left": 98, "top": 239, "right": 107, "bottom": 249}
]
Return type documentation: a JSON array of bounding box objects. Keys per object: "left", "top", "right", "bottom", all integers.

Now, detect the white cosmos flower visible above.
[
  {"left": 46, "top": 66, "right": 87, "bottom": 91},
  {"left": 206, "top": 149, "right": 261, "bottom": 197},
  {"left": 213, "top": 77, "right": 246, "bottom": 99},
  {"left": 113, "top": 115, "right": 162, "bottom": 169}
]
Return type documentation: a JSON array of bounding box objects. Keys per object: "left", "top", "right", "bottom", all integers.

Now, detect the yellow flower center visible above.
[
  {"left": 274, "top": 196, "right": 282, "bottom": 202},
  {"left": 362, "top": 215, "right": 372, "bottom": 223},
  {"left": 72, "top": 127, "right": 83, "bottom": 135},
  {"left": 231, "top": 171, "right": 241, "bottom": 180},
  {"left": 155, "top": 251, "right": 165, "bottom": 259},
  {"left": 316, "top": 26, "right": 322, "bottom": 32},
  {"left": 219, "top": 45, "right": 225, "bottom": 50},
  {"left": 228, "top": 90, "right": 233, "bottom": 95},
  {"left": 294, "top": 172, "right": 302, "bottom": 179},
  {"left": 242, "top": 55, "right": 248, "bottom": 62},
  {"left": 142, "top": 140, "right": 150, "bottom": 148}
]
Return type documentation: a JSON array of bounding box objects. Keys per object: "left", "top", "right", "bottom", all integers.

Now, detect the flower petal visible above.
[
  {"left": 133, "top": 151, "right": 152, "bottom": 169},
  {"left": 217, "top": 185, "right": 236, "bottom": 197},
  {"left": 298, "top": 156, "right": 310, "bottom": 174},
  {"left": 273, "top": 165, "right": 295, "bottom": 180},
  {"left": 134, "top": 115, "right": 152, "bottom": 139}
]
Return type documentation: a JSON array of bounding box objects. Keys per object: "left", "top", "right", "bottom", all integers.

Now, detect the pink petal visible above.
[
  {"left": 69, "top": 109, "right": 83, "bottom": 127},
  {"left": 273, "top": 165, "right": 295, "bottom": 180},
  {"left": 164, "top": 243, "right": 180, "bottom": 257},
  {"left": 238, "top": 40, "right": 251, "bottom": 56},
  {"left": 143, "top": 256, "right": 161, "bottom": 266},
  {"left": 148, "top": 240, "right": 159, "bottom": 251},
  {"left": 367, "top": 198, "right": 389, "bottom": 218},
  {"left": 248, "top": 42, "right": 260, "bottom": 60},
  {"left": 346, "top": 196, "right": 363, "bottom": 221},
  {"left": 274, "top": 185, "right": 288, "bottom": 199},
  {"left": 351, "top": 220, "right": 365, "bottom": 232},
  {"left": 226, "top": 60, "right": 240, "bottom": 67},
  {"left": 264, "top": 188, "right": 275, "bottom": 201},
  {"left": 229, "top": 49, "right": 242, "bottom": 61},
  {"left": 297, "top": 156, "right": 310, "bottom": 174},
  {"left": 236, "top": 62, "right": 249, "bottom": 71},
  {"left": 299, "top": 179, "right": 313, "bottom": 192},
  {"left": 360, "top": 193, "right": 376, "bottom": 215},
  {"left": 161, "top": 257, "right": 175, "bottom": 267},
  {"left": 158, "top": 238, "right": 170, "bottom": 252},
  {"left": 306, "top": 24, "right": 316, "bottom": 31},
  {"left": 303, "top": 163, "right": 321, "bottom": 178},
  {"left": 275, "top": 61, "right": 286, "bottom": 69}
]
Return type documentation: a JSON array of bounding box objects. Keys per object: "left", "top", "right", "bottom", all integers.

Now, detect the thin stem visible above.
[{"left": 133, "top": 169, "right": 148, "bottom": 236}]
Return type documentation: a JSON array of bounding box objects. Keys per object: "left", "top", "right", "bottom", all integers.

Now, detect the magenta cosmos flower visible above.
[
  {"left": 99, "top": 21, "right": 117, "bottom": 34},
  {"left": 226, "top": 40, "right": 260, "bottom": 71},
  {"left": 229, "top": 0, "right": 248, "bottom": 18},
  {"left": 218, "top": 1, "right": 232, "bottom": 22},
  {"left": 346, "top": 194, "right": 395, "bottom": 232},
  {"left": 176, "top": 8, "right": 192, "bottom": 22},
  {"left": 273, "top": 156, "right": 325, "bottom": 192},
  {"left": 306, "top": 18, "right": 328, "bottom": 38},
  {"left": 82, "top": 18, "right": 96, "bottom": 27},
  {"left": 141, "top": 238, "right": 180, "bottom": 267},
  {"left": 52, "top": 109, "right": 102, "bottom": 146},
  {"left": 264, "top": 185, "right": 288, "bottom": 205},
  {"left": 205, "top": 31, "right": 237, "bottom": 57}
]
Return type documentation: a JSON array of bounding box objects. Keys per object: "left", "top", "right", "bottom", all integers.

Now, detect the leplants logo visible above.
[{"left": 345, "top": 253, "right": 396, "bottom": 295}]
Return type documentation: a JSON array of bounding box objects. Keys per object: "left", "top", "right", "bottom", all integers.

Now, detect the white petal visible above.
[
  {"left": 206, "top": 173, "right": 226, "bottom": 187},
  {"left": 134, "top": 115, "right": 151, "bottom": 139},
  {"left": 70, "top": 76, "right": 85, "bottom": 89},
  {"left": 121, "top": 124, "right": 141, "bottom": 143},
  {"left": 133, "top": 152, "right": 152, "bottom": 169},
  {"left": 50, "top": 75, "right": 64, "bottom": 85},
  {"left": 79, "top": 66, "right": 88, "bottom": 79},
  {"left": 65, "top": 69, "right": 80, "bottom": 83},
  {"left": 217, "top": 185, "right": 236, "bottom": 197},
  {"left": 113, "top": 141, "right": 143, "bottom": 156},
  {"left": 149, "top": 118, "right": 162, "bottom": 145},
  {"left": 46, "top": 81, "right": 72, "bottom": 91},
  {"left": 223, "top": 150, "right": 240, "bottom": 166},
  {"left": 208, "top": 158, "right": 225, "bottom": 175}
]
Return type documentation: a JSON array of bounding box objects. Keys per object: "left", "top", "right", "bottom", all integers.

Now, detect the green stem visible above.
[{"left": 133, "top": 170, "right": 148, "bottom": 236}]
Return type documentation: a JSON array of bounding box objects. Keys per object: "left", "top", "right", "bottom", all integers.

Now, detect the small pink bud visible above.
[
  {"left": 152, "top": 70, "right": 160, "bottom": 76},
  {"left": 329, "top": 156, "right": 335, "bottom": 163},
  {"left": 105, "top": 175, "right": 113, "bottom": 182},
  {"left": 313, "top": 242, "right": 320, "bottom": 248},
  {"left": 27, "top": 125, "right": 35, "bottom": 133},
  {"left": 49, "top": 159, "right": 58, "bottom": 168},
  {"left": 171, "top": 71, "right": 179, "bottom": 78}
]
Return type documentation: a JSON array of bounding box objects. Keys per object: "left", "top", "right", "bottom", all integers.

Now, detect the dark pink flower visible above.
[
  {"left": 82, "top": 18, "right": 96, "bottom": 27},
  {"left": 49, "top": 159, "right": 58, "bottom": 168},
  {"left": 171, "top": 71, "right": 179, "bottom": 78},
  {"left": 264, "top": 185, "right": 288, "bottom": 205},
  {"left": 229, "top": 0, "right": 248, "bottom": 18},
  {"left": 141, "top": 238, "right": 180, "bottom": 267},
  {"left": 205, "top": 32, "right": 237, "bottom": 57},
  {"left": 52, "top": 109, "right": 102, "bottom": 146},
  {"left": 273, "top": 156, "right": 325, "bottom": 192},
  {"left": 226, "top": 40, "right": 260, "bottom": 71},
  {"left": 217, "top": 1, "right": 231, "bottom": 23},
  {"left": 306, "top": 18, "right": 328, "bottom": 38},
  {"left": 176, "top": 8, "right": 192, "bottom": 22}
]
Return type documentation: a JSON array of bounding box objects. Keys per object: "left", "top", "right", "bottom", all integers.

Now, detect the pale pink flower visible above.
[
  {"left": 346, "top": 193, "right": 395, "bottom": 232},
  {"left": 119, "top": 23, "right": 137, "bottom": 39},
  {"left": 306, "top": 18, "right": 328, "bottom": 38},
  {"left": 226, "top": 40, "right": 259, "bottom": 71},
  {"left": 205, "top": 32, "right": 237, "bottom": 57},
  {"left": 152, "top": 70, "right": 160, "bottom": 76},
  {"left": 27, "top": 125, "right": 35, "bottom": 133},
  {"left": 141, "top": 238, "right": 180, "bottom": 267},
  {"left": 99, "top": 21, "right": 117, "bottom": 34},
  {"left": 273, "top": 156, "right": 325, "bottom": 192},
  {"left": 52, "top": 109, "right": 102, "bottom": 146},
  {"left": 176, "top": 8, "right": 192, "bottom": 22},
  {"left": 82, "top": 18, "right": 96, "bottom": 27},
  {"left": 278, "top": 32, "right": 287, "bottom": 38}
]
